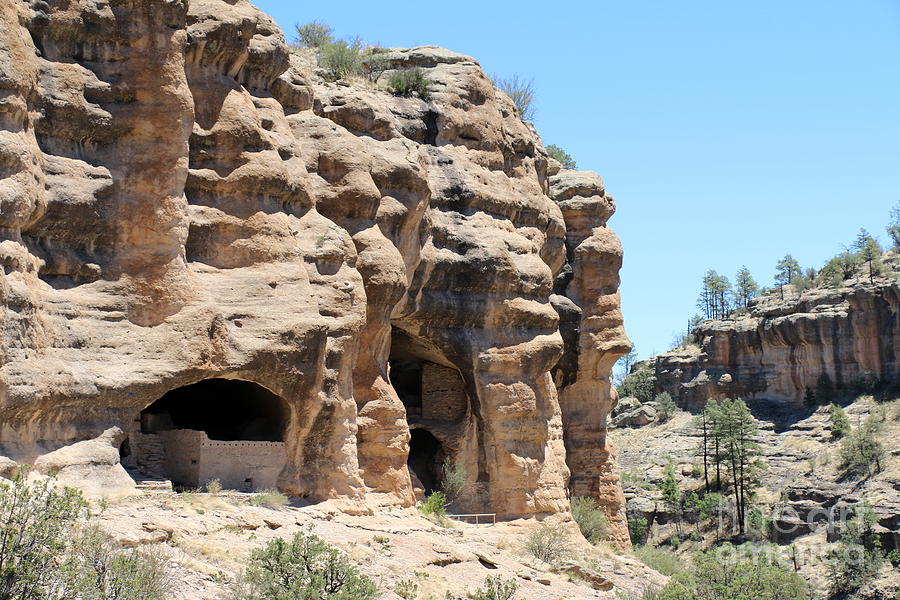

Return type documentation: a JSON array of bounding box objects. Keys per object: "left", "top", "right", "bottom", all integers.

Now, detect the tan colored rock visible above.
[
  {"left": 34, "top": 428, "right": 138, "bottom": 499},
  {"left": 0, "top": 0, "right": 630, "bottom": 533},
  {"left": 550, "top": 171, "right": 631, "bottom": 548},
  {"left": 0, "top": 456, "right": 18, "bottom": 479},
  {"left": 653, "top": 277, "right": 900, "bottom": 407}
]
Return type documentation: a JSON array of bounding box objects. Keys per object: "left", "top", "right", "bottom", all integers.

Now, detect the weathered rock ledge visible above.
[{"left": 651, "top": 276, "right": 900, "bottom": 408}]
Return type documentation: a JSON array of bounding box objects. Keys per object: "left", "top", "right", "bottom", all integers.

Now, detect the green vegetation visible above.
[
  {"left": 733, "top": 265, "right": 759, "bottom": 309},
  {"left": 418, "top": 490, "right": 448, "bottom": 518},
  {"left": 693, "top": 398, "right": 763, "bottom": 534},
  {"left": 472, "top": 575, "right": 518, "bottom": 600},
  {"left": 655, "top": 392, "right": 678, "bottom": 423},
  {"left": 319, "top": 39, "right": 364, "bottom": 80},
  {"left": 697, "top": 269, "right": 731, "bottom": 319},
  {"left": 774, "top": 254, "right": 802, "bottom": 299},
  {"left": 570, "top": 496, "right": 608, "bottom": 544},
  {"left": 546, "top": 144, "right": 577, "bottom": 169},
  {"left": 388, "top": 68, "right": 430, "bottom": 98},
  {"left": 828, "top": 402, "right": 850, "bottom": 438},
  {"left": 233, "top": 528, "right": 377, "bottom": 600},
  {"left": 495, "top": 75, "right": 536, "bottom": 121},
  {"left": 618, "top": 364, "right": 656, "bottom": 403},
  {"left": 651, "top": 544, "right": 813, "bottom": 600},
  {"left": 826, "top": 503, "right": 883, "bottom": 598},
  {"left": 839, "top": 415, "right": 885, "bottom": 477},
  {"left": 0, "top": 476, "right": 87, "bottom": 598},
  {"left": 0, "top": 476, "right": 173, "bottom": 599},
  {"left": 524, "top": 524, "right": 570, "bottom": 566},
  {"left": 633, "top": 545, "right": 684, "bottom": 577},
  {"left": 295, "top": 21, "right": 334, "bottom": 48},
  {"left": 439, "top": 457, "right": 467, "bottom": 502},
  {"left": 658, "top": 459, "right": 680, "bottom": 523},
  {"left": 627, "top": 516, "right": 649, "bottom": 545}
]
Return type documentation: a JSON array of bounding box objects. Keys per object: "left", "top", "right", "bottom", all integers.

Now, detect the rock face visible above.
[
  {"left": 0, "top": 0, "right": 628, "bottom": 536},
  {"left": 652, "top": 281, "right": 900, "bottom": 408}
]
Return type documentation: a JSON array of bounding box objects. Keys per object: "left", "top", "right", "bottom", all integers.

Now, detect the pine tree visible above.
[
  {"left": 714, "top": 398, "right": 763, "bottom": 534},
  {"left": 774, "top": 255, "right": 802, "bottom": 300},
  {"left": 828, "top": 403, "right": 850, "bottom": 439},
  {"left": 697, "top": 270, "right": 732, "bottom": 319},
  {"left": 733, "top": 266, "right": 759, "bottom": 309},
  {"left": 858, "top": 237, "right": 883, "bottom": 284}
]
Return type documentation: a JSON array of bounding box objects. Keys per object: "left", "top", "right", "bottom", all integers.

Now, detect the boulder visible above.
[
  {"left": 0, "top": 456, "right": 18, "bottom": 479},
  {"left": 34, "top": 428, "right": 138, "bottom": 499},
  {"left": 613, "top": 405, "right": 658, "bottom": 427}
]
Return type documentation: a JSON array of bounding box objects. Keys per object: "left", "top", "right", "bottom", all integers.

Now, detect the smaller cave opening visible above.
[
  {"left": 140, "top": 378, "right": 286, "bottom": 442},
  {"left": 408, "top": 429, "right": 443, "bottom": 496}
]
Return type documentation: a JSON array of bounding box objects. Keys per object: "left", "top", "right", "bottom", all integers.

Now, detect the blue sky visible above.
[{"left": 253, "top": 0, "right": 900, "bottom": 359}]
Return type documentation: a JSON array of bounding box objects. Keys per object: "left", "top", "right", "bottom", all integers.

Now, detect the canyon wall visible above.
[
  {"left": 652, "top": 281, "right": 900, "bottom": 408},
  {"left": 0, "top": 0, "right": 629, "bottom": 543}
]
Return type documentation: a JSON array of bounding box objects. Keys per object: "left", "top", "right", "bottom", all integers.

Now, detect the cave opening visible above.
[
  {"left": 128, "top": 378, "right": 289, "bottom": 491},
  {"left": 408, "top": 429, "right": 443, "bottom": 495},
  {"left": 140, "top": 378, "right": 286, "bottom": 442},
  {"left": 389, "top": 358, "right": 423, "bottom": 415}
]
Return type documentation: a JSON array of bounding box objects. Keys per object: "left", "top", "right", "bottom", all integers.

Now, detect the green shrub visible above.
[
  {"left": 655, "top": 392, "right": 678, "bottom": 423},
  {"left": 887, "top": 548, "right": 900, "bottom": 567},
  {"left": 250, "top": 489, "right": 289, "bottom": 508},
  {"left": 839, "top": 416, "right": 885, "bottom": 477},
  {"left": 829, "top": 402, "right": 850, "bottom": 438},
  {"left": 472, "top": 575, "right": 518, "bottom": 600},
  {"left": 0, "top": 476, "right": 87, "bottom": 597},
  {"left": 524, "top": 524, "right": 570, "bottom": 566},
  {"left": 690, "top": 463, "right": 703, "bottom": 479},
  {"left": 826, "top": 503, "right": 883, "bottom": 597},
  {"left": 361, "top": 50, "right": 391, "bottom": 83},
  {"left": 627, "top": 516, "right": 649, "bottom": 545},
  {"left": 439, "top": 457, "right": 467, "bottom": 502},
  {"left": 387, "top": 68, "right": 430, "bottom": 98},
  {"left": 633, "top": 545, "right": 684, "bottom": 577},
  {"left": 418, "top": 491, "right": 447, "bottom": 518},
  {"left": 236, "top": 528, "right": 377, "bottom": 600},
  {"left": 570, "top": 496, "right": 608, "bottom": 544},
  {"left": 394, "top": 578, "right": 418, "bottom": 600},
  {"left": 850, "top": 371, "right": 880, "bottom": 393},
  {"left": 495, "top": 74, "right": 535, "bottom": 121},
  {"left": 618, "top": 366, "right": 656, "bottom": 404},
  {"left": 545, "top": 144, "right": 576, "bottom": 169},
  {"left": 63, "top": 526, "right": 174, "bottom": 599},
  {"left": 295, "top": 21, "right": 333, "bottom": 48},
  {"left": 318, "top": 40, "right": 363, "bottom": 79}
]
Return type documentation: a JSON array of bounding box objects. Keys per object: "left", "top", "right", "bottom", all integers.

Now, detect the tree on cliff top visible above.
[
  {"left": 697, "top": 270, "right": 731, "bottom": 319},
  {"left": 888, "top": 200, "right": 900, "bottom": 249},
  {"left": 774, "top": 254, "right": 802, "bottom": 299},
  {"left": 733, "top": 266, "right": 759, "bottom": 309},
  {"left": 546, "top": 145, "right": 577, "bottom": 169}
]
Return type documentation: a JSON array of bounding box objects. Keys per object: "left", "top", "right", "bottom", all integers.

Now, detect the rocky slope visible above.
[
  {"left": 0, "top": 0, "right": 630, "bottom": 547},
  {"left": 609, "top": 395, "right": 900, "bottom": 597},
  {"left": 650, "top": 266, "right": 900, "bottom": 408}
]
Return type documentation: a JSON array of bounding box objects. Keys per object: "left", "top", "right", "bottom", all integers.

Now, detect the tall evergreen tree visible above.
[
  {"left": 774, "top": 254, "right": 801, "bottom": 299},
  {"left": 714, "top": 398, "right": 763, "bottom": 534},
  {"left": 888, "top": 200, "right": 900, "bottom": 249},
  {"left": 733, "top": 266, "right": 759, "bottom": 309},
  {"left": 697, "top": 270, "right": 731, "bottom": 319}
]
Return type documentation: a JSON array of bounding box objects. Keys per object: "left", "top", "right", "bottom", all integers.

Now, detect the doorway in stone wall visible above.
[
  {"left": 388, "top": 326, "right": 474, "bottom": 502},
  {"left": 125, "top": 378, "right": 289, "bottom": 491},
  {"left": 408, "top": 428, "right": 443, "bottom": 495}
]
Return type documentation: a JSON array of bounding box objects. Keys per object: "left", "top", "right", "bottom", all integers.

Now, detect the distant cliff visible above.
[{"left": 650, "top": 258, "right": 900, "bottom": 408}]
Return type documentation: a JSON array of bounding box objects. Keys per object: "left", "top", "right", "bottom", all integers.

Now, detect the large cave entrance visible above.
[
  {"left": 124, "top": 379, "right": 289, "bottom": 491},
  {"left": 388, "top": 326, "right": 473, "bottom": 504}
]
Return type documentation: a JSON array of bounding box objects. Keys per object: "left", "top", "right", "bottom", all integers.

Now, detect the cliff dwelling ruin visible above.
[{"left": 123, "top": 379, "right": 288, "bottom": 491}]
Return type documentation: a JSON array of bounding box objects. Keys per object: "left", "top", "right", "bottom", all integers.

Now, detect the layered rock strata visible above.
[
  {"left": 652, "top": 281, "right": 900, "bottom": 408},
  {"left": 0, "top": 0, "right": 629, "bottom": 540}
]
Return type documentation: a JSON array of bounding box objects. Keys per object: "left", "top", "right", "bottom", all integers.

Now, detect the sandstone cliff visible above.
[
  {"left": 0, "top": 0, "right": 629, "bottom": 543},
  {"left": 651, "top": 270, "right": 900, "bottom": 408}
]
